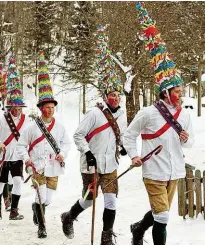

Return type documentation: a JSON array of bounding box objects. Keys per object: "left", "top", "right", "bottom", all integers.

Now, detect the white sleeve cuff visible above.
[
  {"left": 81, "top": 146, "right": 90, "bottom": 154},
  {"left": 127, "top": 149, "right": 139, "bottom": 160}
]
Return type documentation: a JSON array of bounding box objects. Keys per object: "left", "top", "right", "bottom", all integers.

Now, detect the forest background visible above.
[{"left": 0, "top": 1, "right": 205, "bottom": 123}]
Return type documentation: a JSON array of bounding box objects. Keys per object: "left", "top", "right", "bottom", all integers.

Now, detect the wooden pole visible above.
[{"left": 91, "top": 169, "right": 98, "bottom": 245}]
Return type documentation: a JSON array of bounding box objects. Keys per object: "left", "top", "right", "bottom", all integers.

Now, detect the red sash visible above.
[
  {"left": 28, "top": 118, "right": 55, "bottom": 153},
  {"left": 3, "top": 114, "right": 25, "bottom": 146},
  {"left": 141, "top": 109, "right": 182, "bottom": 140},
  {"left": 85, "top": 117, "right": 118, "bottom": 143}
]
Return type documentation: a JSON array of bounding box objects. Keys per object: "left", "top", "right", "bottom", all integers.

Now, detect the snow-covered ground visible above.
[{"left": 1, "top": 87, "right": 205, "bottom": 245}]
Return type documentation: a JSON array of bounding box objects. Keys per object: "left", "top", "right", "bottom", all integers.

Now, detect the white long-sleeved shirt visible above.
[
  {"left": 123, "top": 101, "right": 194, "bottom": 181},
  {"left": 73, "top": 104, "right": 127, "bottom": 174},
  {"left": 0, "top": 113, "right": 30, "bottom": 161},
  {"left": 16, "top": 118, "right": 71, "bottom": 177}
]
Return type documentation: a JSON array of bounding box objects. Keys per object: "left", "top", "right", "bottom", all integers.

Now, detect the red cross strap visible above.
[
  {"left": 86, "top": 122, "right": 112, "bottom": 143},
  {"left": 141, "top": 108, "right": 182, "bottom": 140}
]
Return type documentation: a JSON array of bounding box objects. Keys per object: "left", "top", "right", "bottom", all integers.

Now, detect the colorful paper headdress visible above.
[
  {"left": 136, "top": 2, "right": 183, "bottom": 92},
  {"left": 96, "top": 26, "right": 123, "bottom": 97},
  {"left": 6, "top": 56, "right": 26, "bottom": 107},
  {"left": 37, "top": 50, "right": 57, "bottom": 108}
]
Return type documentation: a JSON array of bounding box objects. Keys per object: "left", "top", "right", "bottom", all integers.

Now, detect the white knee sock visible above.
[
  {"left": 12, "top": 176, "right": 22, "bottom": 196},
  {"left": 45, "top": 188, "right": 55, "bottom": 206},
  {"left": 35, "top": 184, "right": 46, "bottom": 204}
]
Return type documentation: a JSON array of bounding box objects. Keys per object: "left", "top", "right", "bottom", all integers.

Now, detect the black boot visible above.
[
  {"left": 100, "top": 209, "right": 116, "bottom": 245},
  {"left": 36, "top": 203, "right": 47, "bottom": 239},
  {"left": 61, "top": 200, "right": 84, "bottom": 239},
  {"left": 152, "top": 221, "right": 167, "bottom": 245},
  {"left": 32, "top": 203, "right": 37, "bottom": 225},
  {"left": 9, "top": 208, "right": 24, "bottom": 220},
  {"left": 38, "top": 225, "right": 47, "bottom": 239},
  {"left": 101, "top": 229, "right": 116, "bottom": 245},
  {"left": 131, "top": 210, "right": 154, "bottom": 245},
  {"left": 9, "top": 194, "right": 24, "bottom": 220}
]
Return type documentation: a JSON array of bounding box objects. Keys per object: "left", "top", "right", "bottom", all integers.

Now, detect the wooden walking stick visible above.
[
  {"left": 102, "top": 145, "right": 163, "bottom": 191},
  {"left": 91, "top": 166, "right": 98, "bottom": 245}
]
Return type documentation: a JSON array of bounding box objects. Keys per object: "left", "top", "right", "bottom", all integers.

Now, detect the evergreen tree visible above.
[{"left": 62, "top": 1, "right": 98, "bottom": 86}]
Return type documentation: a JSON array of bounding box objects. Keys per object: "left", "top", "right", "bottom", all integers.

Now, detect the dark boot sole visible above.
[
  {"left": 9, "top": 216, "right": 24, "bottom": 220},
  {"left": 38, "top": 234, "right": 47, "bottom": 239},
  {"left": 38, "top": 227, "right": 47, "bottom": 238}
]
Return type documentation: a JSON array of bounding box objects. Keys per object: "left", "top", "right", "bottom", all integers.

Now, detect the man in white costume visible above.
[
  {"left": 17, "top": 51, "right": 71, "bottom": 239},
  {"left": 61, "top": 26, "right": 127, "bottom": 245},
  {"left": 123, "top": 3, "right": 194, "bottom": 245},
  {"left": 0, "top": 56, "right": 30, "bottom": 221}
]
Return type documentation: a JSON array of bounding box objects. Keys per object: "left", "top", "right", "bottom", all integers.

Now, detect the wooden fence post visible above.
[
  {"left": 195, "top": 170, "right": 202, "bottom": 217},
  {"left": 178, "top": 178, "right": 186, "bottom": 218},
  {"left": 186, "top": 169, "right": 194, "bottom": 218},
  {"left": 203, "top": 171, "right": 205, "bottom": 219}
]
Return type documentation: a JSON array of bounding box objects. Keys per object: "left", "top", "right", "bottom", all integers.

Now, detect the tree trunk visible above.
[
  {"left": 82, "top": 84, "right": 86, "bottom": 114},
  {"left": 150, "top": 83, "right": 154, "bottom": 105},
  {"left": 142, "top": 85, "right": 147, "bottom": 107},
  {"left": 126, "top": 82, "right": 140, "bottom": 125}
]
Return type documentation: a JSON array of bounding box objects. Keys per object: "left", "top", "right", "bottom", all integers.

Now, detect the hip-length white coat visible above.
[
  {"left": 17, "top": 118, "right": 71, "bottom": 177},
  {"left": 73, "top": 104, "right": 127, "bottom": 174},
  {"left": 124, "top": 101, "right": 194, "bottom": 181},
  {"left": 0, "top": 113, "right": 30, "bottom": 161}
]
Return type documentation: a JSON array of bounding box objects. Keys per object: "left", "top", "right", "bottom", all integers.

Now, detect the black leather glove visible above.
[
  {"left": 120, "top": 145, "right": 127, "bottom": 156},
  {"left": 85, "top": 151, "right": 97, "bottom": 170}
]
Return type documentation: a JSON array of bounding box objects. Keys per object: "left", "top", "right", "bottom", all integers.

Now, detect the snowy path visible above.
[
  {"left": 1, "top": 149, "right": 205, "bottom": 245},
  {"left": 1, "top": 101, "right": 205, "bottom": 245}
]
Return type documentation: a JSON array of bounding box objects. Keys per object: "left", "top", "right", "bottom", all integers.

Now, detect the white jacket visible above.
[
  {"left": 73, "top": 104, "right": 127, "bottom": 174},
  {"left": 16, "top": 118, "right": 71, "bottom": 177},
  {"left": 0, "top": 113, "right": 30, "bottom": 161},
  {"left": 124, "top": 101, "right": 194, "bottom": 181}
]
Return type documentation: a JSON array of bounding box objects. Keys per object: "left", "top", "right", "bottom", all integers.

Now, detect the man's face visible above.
[
  {"left": 10, "top": 107, "right": 22, "bottom": 117},
  {"left": 169, "top": 86, "right": 183, "bottom": 107},
  {"left": 107, "top": 91, "right": 121, "bottom": 109},
  {"left": 41, "top": 103, "right": 55, "bottom": 118}
]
